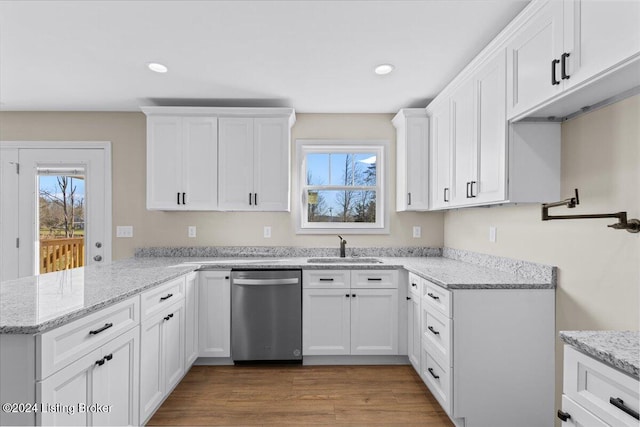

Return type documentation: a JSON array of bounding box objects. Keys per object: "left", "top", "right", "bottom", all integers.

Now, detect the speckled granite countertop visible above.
[
  {"left": 560, "top": 330, "right": 640, "bottom": 379},
  {"left": 1, "top": 250, "right": 556, "bottom": 334}
]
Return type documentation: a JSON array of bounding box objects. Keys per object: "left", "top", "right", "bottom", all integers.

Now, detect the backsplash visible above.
[{"left": 134, "top": 246, "right": 443, "bottom": 258}]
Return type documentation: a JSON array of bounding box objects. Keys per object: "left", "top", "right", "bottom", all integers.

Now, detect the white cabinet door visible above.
[
  {"left": 302, "top": 288, "right": 351, "bottom": 355},
  {"left": 350, "top": 289, "right": 398, "bottom": 355},
  {"left": 218, "top": 117, "right": 254, "bottom": 210},
  {"left": 182, "top": 117, "right": 218, "bottom": 210},
  {"left": 429, "top": 101, "right": 452, "bottom": 210},
  {"left": 147, "top": 116, "right": 182, "bottom": 210},
  {"left": 139, "top": 312, "right": 164, "bottom": 423},
  {"left": 564, "top": 0, "right": 640, "bottom": 89},
  {"left": 38, "top": 349, "right": 97, "bottom": 426},
  {"left": 506, "top": 0, "right": 564, "bottom": 118},
  {"left": 184, "top": 272, "right": 199, "bottom": 368},
  {"left": 473, "top": 50, "right": 507, "bottom": 204},
  {"left": 163, "top": 302, "right": 185, "bottom": 393},
  {"left": 450, "top": 79, "right": 475, "bottom": 206},
  {"left": 92, "top": 327, "right": 139, "bottom": 427},
  {"left": 394, "top": 110, "right": 430, "bottom": 211},
  {"left": 198, "top": 271, "right": 231, "bottom": 357},
  {"left": 407, "top": 292, "right": 421, "bottom": 371},
  {"left": 254, "top": 118, "right": 290, "bottom": 211}
]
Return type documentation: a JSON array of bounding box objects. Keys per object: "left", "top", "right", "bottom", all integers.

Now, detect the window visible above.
[{"left": 296, "top": 140, "right": 388, "bottom": 234}]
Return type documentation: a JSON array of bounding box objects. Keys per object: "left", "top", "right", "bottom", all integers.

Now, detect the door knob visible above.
[
  {"left": 93, "top": 255, "right": 103, "bottom": 262},
  {"left": 95, "top": 242, "right": 102, "bottom": 248}
]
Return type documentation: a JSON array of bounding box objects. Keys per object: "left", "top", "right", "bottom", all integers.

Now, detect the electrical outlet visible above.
[
  {"left": 489, "top": 226, "right": 497, "bottom": 243},
  {"left": 412, "top": 226, "right": 421, "bottom": 238},
  {"left": 264, "top": 226, "right": 272, "bottom": 238},
  {"left": 188, "top": 226, "right": 197, "bottom": 238},
  {"left": 116, "top": 226, "right": 133, "bottom": 238}
]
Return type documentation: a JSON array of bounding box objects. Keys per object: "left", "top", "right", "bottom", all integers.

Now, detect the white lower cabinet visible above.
[
  {"left": 406, "top": 274, "right": 422, "bottom": 371},
  {"left": 37, "top": 326, "right": 139, "bottom": 426},
  {"left": 560, "top": 345, "right": 639, "bottom": 427},
  {"left": 139, "top": 300, "right": 185, "bottom": 424},
  {"left": 198, "top": 270, "right": 231, "bottom": 357},
  {"left": 184, "top": 272, "right": 199, "bottom": 368},
  {"left": 302, "top": 270, "right": 398, "bottom": 356}
]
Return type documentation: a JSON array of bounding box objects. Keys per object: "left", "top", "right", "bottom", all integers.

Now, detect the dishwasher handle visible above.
[{"left": 233, "top": 278, "right": 300, "bottom": 286}]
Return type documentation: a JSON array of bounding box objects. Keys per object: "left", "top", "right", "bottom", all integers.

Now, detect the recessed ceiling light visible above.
[
  {"left": 148, "top": 62, "right": 168, "bottom": 73},
  {"left": 374, "top": 64, "right": 395, "bottom": 75}
]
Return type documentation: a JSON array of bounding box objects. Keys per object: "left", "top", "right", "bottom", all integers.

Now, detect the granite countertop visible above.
[
  {"left": 1, "top": 250, "right": 556, "bottom": 334},
  {"left": 560, "top": 330, "right": 640, "bottom": 379}
]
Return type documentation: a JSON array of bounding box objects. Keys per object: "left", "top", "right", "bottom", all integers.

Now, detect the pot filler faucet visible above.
[{"left": 338, "top": 235, "right": 347, "bottom": 257}]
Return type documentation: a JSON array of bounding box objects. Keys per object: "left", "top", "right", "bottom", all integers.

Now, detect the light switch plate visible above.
[
  {"left": 412, "top": 226, "right": 421, "bottom": 238},
  {"left": 116, "top": 226, "right": 133, "bottom": 238},
  {"left": 489, "top": 226, "right": 497, "bottom": 243},
  {"left": 188, "top": 226, "right": 197, "bottom": 238},
  {"left": 264, "top": 226, "right": 272, "bottom": 238}
]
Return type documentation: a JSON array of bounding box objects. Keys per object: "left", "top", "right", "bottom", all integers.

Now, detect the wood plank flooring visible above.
[{"left": 148, "top": 365, "right": 454, "bottom": 426}]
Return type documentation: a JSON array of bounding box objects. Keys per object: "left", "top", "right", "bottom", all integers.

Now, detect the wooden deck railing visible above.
[{"left": 40, "top": 237, "right": 85, "bottom": 273}]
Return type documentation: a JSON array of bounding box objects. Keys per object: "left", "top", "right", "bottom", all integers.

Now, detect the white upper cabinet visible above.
[
  {"left": 507, "top": 0, "right": 640, "bottom": 120},
  {"left": 145, "top": 114, "right": 218, "bottom": 210},
  {"left": 218, "top": 115, "right": 293, "bottom": 211},
  {"left": 429, "top": 99, "right": 452, "bottom": 210},
  {"left": 506, "top": 0, "right": 564, "bottom": 119},
  {"left": 450, "top": 78, "right": 476, "bottom": 206},
  {"left": 143, "top": 107, "right": 295, "bottom": 212},
  {"left": 393, "top": 109, "right": 430, "bottom": 211}
]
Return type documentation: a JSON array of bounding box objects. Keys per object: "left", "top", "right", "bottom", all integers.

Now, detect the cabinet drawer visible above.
[
  {"left": 408, "top": 273, "right": 422, "bottom": 297},
  {"left": 37, "top": 296, "right": 139, "bottom": 380},
  {"left": 422, "top": 280, "right": 451, "bottom": 318},
  {"left": 141, "top": 276, "right": 185, "bottom": 320},
  {"left": 422, "top": 345, "right": 452, "bottom": 415},
  {"left": 564, "top": 345, "right": 639, "bottom": 426},
  {"left": 422, "top": 308, "right": 452, "bottom": 368},
  {"left": 560, "top": 395, "right": 609, "bottom": 427},
  {"left": 303, "top": 270, "right": 350, "bottom": 289},
  {"left": 352, "top": 270, "right": 398, "bottom": 289}
]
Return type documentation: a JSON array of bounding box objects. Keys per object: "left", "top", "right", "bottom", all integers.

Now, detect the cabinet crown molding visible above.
[{"left": 141, "top": 106, "right": 296, "bottom": 126}]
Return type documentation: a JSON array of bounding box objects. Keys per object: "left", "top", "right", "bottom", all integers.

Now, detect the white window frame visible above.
[{"left": 295, "top": 139, "right": 389, "bottom": 234}]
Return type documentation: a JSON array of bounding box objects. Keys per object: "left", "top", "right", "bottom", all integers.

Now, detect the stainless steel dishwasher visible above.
[{"left": 231, "top": 269, "right": 302, "bottom": 363}]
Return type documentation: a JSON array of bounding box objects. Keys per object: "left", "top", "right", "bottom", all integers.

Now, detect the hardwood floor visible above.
[{"left": 148, "top": 365, "right": 454, "bottom": 426}]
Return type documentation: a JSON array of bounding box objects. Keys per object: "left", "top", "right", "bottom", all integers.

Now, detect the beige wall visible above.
[
  {"left": 0, "top": 112, "right": 444, "bottom": 260},
  {"left": 444, "top": 95, "right": 640, "bottom": 414}
]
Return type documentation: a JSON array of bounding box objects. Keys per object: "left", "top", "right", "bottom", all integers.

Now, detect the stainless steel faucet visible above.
[{"left": 338, "top": 235, "right": 347, "bottom": 257}]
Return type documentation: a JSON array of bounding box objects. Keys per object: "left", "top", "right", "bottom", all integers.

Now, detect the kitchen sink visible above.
[{"left": 307, "top": 257, "right": 383, "bottom": 264}]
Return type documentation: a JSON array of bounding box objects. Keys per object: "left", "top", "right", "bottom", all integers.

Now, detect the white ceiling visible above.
[{"left": 0, "top": 0, "right": 529, "bottom": 113}]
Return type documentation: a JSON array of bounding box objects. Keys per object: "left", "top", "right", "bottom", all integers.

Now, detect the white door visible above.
[
  {"left": 140, "top": 313, "right": 164, "bottom": 423},
  {"left": 146, "top": 116, "right": 183, "bottom": 210},
  {"left": 253, "top": 117, "right": 290, "bottom": 211},
  {"left": 506, "top": 0, "right": 564, "bottom": 119},
  {"left": 198, "top": 271, "right": 231, "bottom": 357},
  {"left": 302, "top": 288, "right": 351, "bottom": 355},
  {"left": 184, "top": 272, "right": 199, "bottom": 367},
  {"left": 218, "top": 117, "right": 254, "bottom": 210},
  {"left": 564, "top": 0, "right": 640, "bottom": 89},
  {"left": 407, "top": 293, "right": 421, "bottom": 370},
  {"left": 350, "top": 288, "right": 398, "bottom": 355},
  {"left": 405, "top": 117, "right": 430, "bottom": 211},
  {"left": 162, "top": 302, "right": 185, "bottom": 392},
  {"left": 474, "top": 50, "right": 507, "bottom": 204},
  {"left": 0, "top": 148, "right": 19, "bottom": 281},
  {"left": 450, "top": 79, "right": 475, "bottom": 206},
  {"left": 182, "top": 117, "right": 218, "bottom": 210},
  {"left": 15, "top": 146, "right": 110, "bottom": 278},
  {"left": 429, "top": 101, "right": 451, "bottom": 210}
]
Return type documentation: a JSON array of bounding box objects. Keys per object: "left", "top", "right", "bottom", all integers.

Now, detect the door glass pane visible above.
[
  {"left": 38, "top": 169, "right": 86, "bottom": 274},
  {"left": 307, "top": 190, "right": 376, "bottom": 223}
]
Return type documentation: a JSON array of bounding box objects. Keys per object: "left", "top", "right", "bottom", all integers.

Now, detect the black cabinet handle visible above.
[
  {"left": 182, "top": 192, "right": 186, "bottom": 205},
  {"left": 351, "top": 294, "right": 356, "bottom": 297},
  {"left": 427, "top": 368, "right": 440, "bottom": 379},
  {"left": 319, "top": 278, "right": 334, "bottom": 282},
  {"left": 225, "top": 276, "right": 230, "bottom": 280},
  {"left": 164, "top": 313, "right": 174, "bottom": 321},
  {"left": 428, "top": 326, "right": 440, "bottom": 335},
  {"left": 610, "top": 397, "right": 640, "bottom": 420},
  {"left": 411, "top": 283, "right": 417, "bottom": 287},
  {"left": 104, "top": 353, "right": 113, "bottom": 361},
  {"left": 367, "top": 278, "right": 382, "bottom": 281},
  {"left": 345, "top": 294, "right": 350, "bottom": 298},
  {"left": 427, "top": 293, "right": 440, "bottom": 301},
  {"left": 254, "top": 193, "right": 258, "bottom": 206},
  {"left": 443, "top": 187, "right": 449, "bottom": 203},
  {"left": 177, "top": 192, "right": 180, "bottom": 205},
  {"left": 470, "top": 181, "right": 477, "bottom": 197},
  {"left": 89, "top": 322, "right": 113, "bottom": 335},
  {"left": 407, "top": 192, "right": 412, "bottom": 206},
  {"left": 249, "top": 193, "right": 252, "bottom": 206},
  {"left": 160, "top": 293, "right": 173, "bottom": 301},
  {"left": 95, "top": 357, "right": 105, "bottom": 366},
  {"left": 561, "top": 53, "right": 570, "bottom": 80},
  {"left": 406, "top": 296, "right": 411, "bottom": 300},
  {"left": 557, "top": 410, "right": 571, "bottom": 422},
  {"left": 551, "top": 59, "right": 561, "bottom": 85}
]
